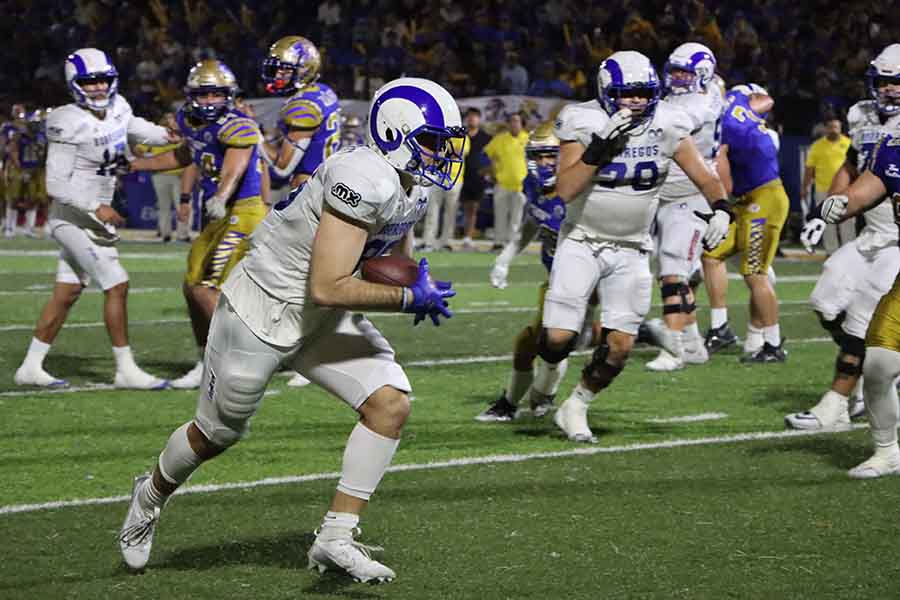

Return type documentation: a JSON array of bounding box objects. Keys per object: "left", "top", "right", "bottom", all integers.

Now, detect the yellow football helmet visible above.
[
  {"left": 526, "top": 122, "right": 560, "bottom": 192},
  {"left": 261, "top": 36, "right": 321, "bottom": 95},
  {"left": 184, "top": 59, "right": 238, "bottom": 122}
]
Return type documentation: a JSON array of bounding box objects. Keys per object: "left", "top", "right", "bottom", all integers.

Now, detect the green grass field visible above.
[{"left": 1, "top": 237, "right": 895, "bottom": 599}]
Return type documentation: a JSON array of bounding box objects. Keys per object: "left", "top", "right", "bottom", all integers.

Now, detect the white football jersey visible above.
[
  {"left": 46, "top": 95, "right": 169, "bottom": 235},
  {"left": 555, "top": 100, "right": 693, "bottom": 248},
  {"left": 846, "top": 100, "right": 900, "bottom": 239},
  {"left": 240, "top": 145, "right": 428, "bottom": 307},
  {"left": 659, "top": 89, "right": 724, "bottom": 199}
]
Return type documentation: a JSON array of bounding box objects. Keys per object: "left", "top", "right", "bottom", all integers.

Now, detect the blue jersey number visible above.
[
  {"left": 595, "top": 160, "right": 659, "bottom": 191},
  {"left": 711, "top": 116, "right": 722, "bottom": 159}
]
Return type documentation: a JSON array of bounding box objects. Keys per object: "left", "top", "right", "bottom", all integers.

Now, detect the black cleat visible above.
[
  {"left": 636, "top": 321, "right": 655, "bottom": 345},
  {"left": 740, "top": 341, "right": 787, "bottom": 363},
  {"left": 704, "top": 323, "right": 738, "bottom": 354},
  {"left": 475, "top": 392, "right": 518, "bottom": 422}
]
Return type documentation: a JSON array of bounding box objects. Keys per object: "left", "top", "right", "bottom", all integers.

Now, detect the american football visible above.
[{"left": 360, "top": 254, "right": 419, "bottom": 287}]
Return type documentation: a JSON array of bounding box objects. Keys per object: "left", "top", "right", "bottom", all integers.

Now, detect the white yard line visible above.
[
  {"left": 0, "top": 424, "right": 867, "bottom": 516},
  {"left": 0, "top": 250, "right": 185, "bottom": 259},
  {"left": 647, "top": 412, "right": 729, "bottom": 423}
]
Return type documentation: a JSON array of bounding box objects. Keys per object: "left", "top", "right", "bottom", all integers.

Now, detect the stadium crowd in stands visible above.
[{"left": 3, "top": 0, "right": 900, "bottom": 132}]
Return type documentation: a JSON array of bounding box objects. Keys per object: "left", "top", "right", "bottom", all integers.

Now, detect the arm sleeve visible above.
[
  {"left": 45, "top": 141, "right": 83, "bottom": 207},
  {"left": 321, "top": 161, "right": 392, "bottom": 227},
  {"left": 127, "top": 116, "right": 171, "bottom": 146}
]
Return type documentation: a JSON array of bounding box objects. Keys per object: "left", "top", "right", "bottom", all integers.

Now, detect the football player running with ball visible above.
[
  {"left": 14, "top": 49, "right": 174, "bottom": 389},
  {"left": 118, "top": 78, "right": 463, "bottom": 582},
  {"left": 543, "top": 51, "right": 732, "bottom": 443},
  {"left": 130, "top": 60, "right": 268, "bottom": 389},
  {"left": 479, "top": 122, "right": 599, "bottom": 421},
  {"left": 786, "top": 44, "right": 900, "bottom": 430}
]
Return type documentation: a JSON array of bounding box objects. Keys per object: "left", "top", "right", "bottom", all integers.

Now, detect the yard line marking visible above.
[
  {"left": 0, "top": 300, "right": 818, "bottom": 332},
  {"left": 0, "top": 250, "right": 186, "bottom": 259},
  {"left": 0, "top": 424, "right": 868, "bottom": 516},
  {"left": 647, "top": 412, "right": 729, "bottom": 423},
  {"left": 0, "top": 386, "right": 281, "bottom": 399},
  {"left": 0, "top": 287, "right": 171, "bottom": 296},
  {"left": 0, "top": 337, "right": 834, "bottom": 398}
]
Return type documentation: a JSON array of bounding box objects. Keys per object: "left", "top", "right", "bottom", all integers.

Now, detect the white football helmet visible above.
[
  {"left": 867, "top": 43, "right": 900, "bottom": 117},
  {"left": 64, "top": 48, "right": 118, "bottom": 111},
  {"left": 664, "top": 42, "right": 717, "bottom": 94},
  {"left": 367, "top": 77, "right": 466, "bottom": 190},
  {"left": 596, "top": 51, "right": 661, "bottom": 124}
]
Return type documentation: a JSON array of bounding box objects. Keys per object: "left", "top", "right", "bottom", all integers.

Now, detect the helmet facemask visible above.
[
  {"left": 186, "top": 86, "right": 234, "bottom": 122},
  {"left": 868, "top": 73, "right": 900, "bottom": 118},
  {"left": 405, "top": 125, "right": 467, "bottom": 190},
  {"left": 71, "top": 73, "right": 118, "bottom": 111}
]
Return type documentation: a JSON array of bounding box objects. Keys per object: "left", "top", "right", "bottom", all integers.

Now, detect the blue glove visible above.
[{"left": 404, "top": 258, "right": 455, "bottom": 326}]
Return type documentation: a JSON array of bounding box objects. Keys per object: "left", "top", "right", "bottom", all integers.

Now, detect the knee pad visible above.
[
  {"left": 537, "top": 328, "right": 577, "bottom": 364},
  {"left": 219, "top": 367, "right": 269, "bottom": 422},
  {"left": 581, "top": 328, "right": 624, "bottom": 391},
  {"left": 816, "top": 310, "right": 846, "bottom": 345},
  {"left": 836, "top": 335, "right": 866, "bottom": 376},
  {"left": 661, "top": 281, "right": 694, "bottom": 315}
]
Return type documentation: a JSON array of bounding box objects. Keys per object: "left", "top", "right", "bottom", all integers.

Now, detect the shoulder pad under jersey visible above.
[
  {"left": 217, "top": 114, "right": 261, "bottom": 147},
  {"left": 281, "top": 96, "right": 325, "bottom": 130}
]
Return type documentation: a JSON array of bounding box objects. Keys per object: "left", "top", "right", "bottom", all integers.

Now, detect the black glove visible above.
[{"left": 581, "top": 132, "right": 628, "bottom": 167}]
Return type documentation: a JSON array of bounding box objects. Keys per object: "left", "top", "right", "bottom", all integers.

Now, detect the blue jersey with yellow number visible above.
[
  {"left": 523, "top": 173, "right": 566, "bottom": 272},
  {"left": 722, "top": 91, "right": 780, "bottom": 196},
  {"left": 272, "top": 83, "right": 341, "bottom": 186},
  {"left": 17, "top": 129, "right": 47, "bottom": 169},
  {"left": 176, "top": 106, "right": 263, "bottom": 204},
  {"left": 872, "top": 135, "right": 900, "bottom": 225}
]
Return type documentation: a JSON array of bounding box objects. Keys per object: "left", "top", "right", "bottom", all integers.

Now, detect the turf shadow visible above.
[
  {"left": 746, "top": 434, "right": 870, "bottom": 470},
  {"left": 156, "top": 531, "right": 316, "bottom": 571}
]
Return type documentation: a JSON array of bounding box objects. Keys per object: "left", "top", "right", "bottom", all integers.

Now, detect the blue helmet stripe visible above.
[
  {"left": 68, "top": 54, "right": 87, "bottom": 76},
  {"left": 370, "top": 85, "right": 445, "bottom": 151},
  {"left": 605, "top": 59, "right": 623, "bottom": 86}
]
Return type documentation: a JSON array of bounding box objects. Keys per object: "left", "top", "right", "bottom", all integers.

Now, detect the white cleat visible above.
[
  {"left": 683, "top": 344, "right": 709, "bottom": 365},
  {"left": 848, "top": 447, "right": 900, "bottom": 479},
  {"left": 170, "top": 361, "right": 203, "bottom": 389},
  {"left": 119, "top": 474, "right": 161, "bottom": 571},
  {"left": 784, "top": 391, "right": 851, "bottom": 431},
  {"left": 643, "top": 318, "right": 684, "bottom": 358},
  {"left": 287, "top": 372, "right": 311, "bottom": 388},
  {"left": 554, "top": 396, "right": 597, "bottom": 443},
  {"left": 307, "top": 530, "right": 396, "bottom": 583},
  {"left": 646, "top": 349, "right": 684, "bottom": 372},
  {"left": 114, "top": 368, "right": 170, "bottom": 390},
  {"left": 490, "top": 263, "right": 509, "bottom": 289},
  {"left": 14, "top": 364, "right": 69, "bottom": 387}
]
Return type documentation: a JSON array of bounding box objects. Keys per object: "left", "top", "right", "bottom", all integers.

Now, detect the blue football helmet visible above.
[
  {"left": 597, "top": 51, "right": 661, "bottom": 125},
  {"left": 866, "top": 44, "right": 900, "bottom": 117},
  {"left": 663, "top": 42, "right": 717, "bottom": 95},
  {"left": 64, "top": 48, "right": 118, "bottom": 111},
  {"left": 367, "top": 77, "right": 466, "bottom": 190}
]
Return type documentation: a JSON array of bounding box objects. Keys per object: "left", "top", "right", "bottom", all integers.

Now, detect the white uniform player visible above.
[
  {"left": 788, "top": 46, "right": 900, "bottom": 430},
  {"left": 646, "top": 42, "right": 724, "bottom": 372},
  {"left": 539, "top": 51, "right": 731, "bottom": 443},
  {"left": 118, "top": 77, "right": 465, "bottom": 583},
  {"left": 13, "top": 48, "right": 171, "bottom": 389}
]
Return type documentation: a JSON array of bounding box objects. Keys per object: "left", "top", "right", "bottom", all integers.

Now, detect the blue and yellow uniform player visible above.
[
  {"left": 478, "top": 123, "right": 599, "bottom": 422},
  {"left": 815, "top": 132, "right": 900, "bottom": 477},
  {"left": 10, "top": 109, "right": 49, "bottom": 237},
  {"left": 131, "top": 59, "right": 267, "bottom": 389},
  {"left": 2, "top": 104, "right": 27, "bottom": 237},
  {"left": 702, "top": 84, "right": 789, "bottom": 362},
  {"left": 260, "top": 36, "right": 341, "bottom": 206}
]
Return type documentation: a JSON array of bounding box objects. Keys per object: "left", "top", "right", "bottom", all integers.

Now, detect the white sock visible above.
[
  {"left": 495, "top": 243, "right": 516, "bottom": 269},
  {"left": 136, "top": 475, "right": 168, "bottom": 511},
  {"left": 158, "top": 422, "right": 204, "bottom": 485},
  {"left": 113, "top": 345, "right": 138, "bottom": 371},
  {"left": 683, "top": 322, "right": 702, "bottom": 350},
  {"left": 5, "top": 207, "right": 15, "bottom": 231},
  {"left": 570, "top": 382, "right": 595, "bottom": 406},
  {"left": 745, "top": 324, "right": 764, "bottom": 352},
  {"left": 763, "top": 324, "right": 781, "bottom": 347},
  {"left": 507, "top": 368, "right": 534, "bottom": 406},
  {"left": 336, "top": 423, "right": 400, "bottom": 501},
  {"left": 533, "top": 358, "right": 568, "bottom": 396},
  {"left": 24, "top": 337, "right": 51, "bottom": 368},
  {"left": 25, "top": 208, "right": 36, "bottom": 231},
  {"left": 863, "top": 348, "right": 900, "bottom": 448},
  {"left": 711, "top": 308, "right": 728, "bottom": 329},
  {"left": 319, "top": 511, "right": 360, "bottom": 541}
]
